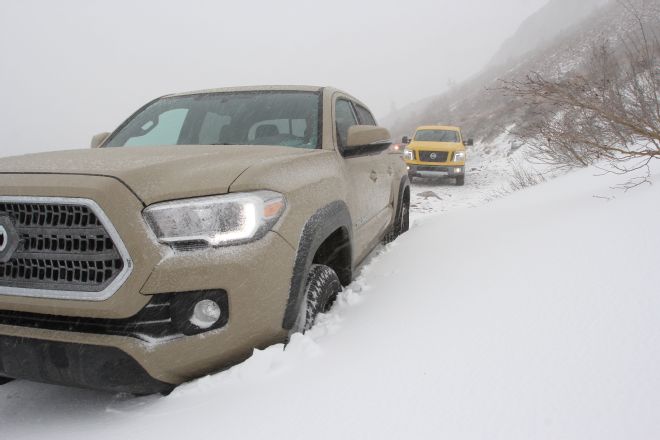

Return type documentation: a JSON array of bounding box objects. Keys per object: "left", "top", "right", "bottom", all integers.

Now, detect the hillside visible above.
[
  {"left": 488, "top": 0, "right": 608, "bottom": 67},
  {"left": 383, "top": 0, "right": 659, "bottom": 146}
]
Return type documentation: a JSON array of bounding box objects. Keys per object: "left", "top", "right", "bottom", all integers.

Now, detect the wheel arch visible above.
[{"left": 282, "top": 200, "right": 353, "bottom": 330}]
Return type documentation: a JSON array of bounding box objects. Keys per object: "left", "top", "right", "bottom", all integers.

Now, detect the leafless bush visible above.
[
  {"left": 509, "top": 160, "right": 547, "bottom": 191},
  {"left": 502, "top": 3, "right": 660, "bottom": 187}
]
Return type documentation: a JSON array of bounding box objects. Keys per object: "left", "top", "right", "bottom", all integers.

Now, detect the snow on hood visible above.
[{"left": 0, "top": 145, "right": 310, "bottom": 205}]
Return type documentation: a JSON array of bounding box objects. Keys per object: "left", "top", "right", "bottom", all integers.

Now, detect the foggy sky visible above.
[{"left": 0, "top": 0, "right": 547, "bottom": 155}]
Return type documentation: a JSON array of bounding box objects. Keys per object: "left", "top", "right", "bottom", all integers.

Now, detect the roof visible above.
[{"left": 170, "top": 85, "right": 325, "bottom": 97}]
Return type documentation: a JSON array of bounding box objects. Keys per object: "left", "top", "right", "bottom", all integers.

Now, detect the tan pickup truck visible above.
[{"left": 0, "top": 86, "right": 409, "bottom": 394}]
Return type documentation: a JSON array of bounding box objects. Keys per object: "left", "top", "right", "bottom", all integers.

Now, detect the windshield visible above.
[
  {"left": 105, "top": 91, "right": 321, "bottom": 149},
  {"left": 414, "top": 129, "right": 460, "bottom": 143}
]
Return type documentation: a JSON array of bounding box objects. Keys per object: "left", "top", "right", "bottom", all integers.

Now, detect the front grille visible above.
[
  {"left": 0, "top": 197, "right": 131, "bottom": 300},
  {"left": 419, "top": 151, "right": 449, "bottom": 163}
]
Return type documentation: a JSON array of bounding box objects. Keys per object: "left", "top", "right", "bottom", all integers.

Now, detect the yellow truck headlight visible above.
[
  {"left": 453, "top": 151, "right": 466, "bottom": 162},
  {"left": 144, "top": 191, "right": 286, "bottom": 248},
  {"left": 404, "top": 149, "right": 415, "bottom": 161}
]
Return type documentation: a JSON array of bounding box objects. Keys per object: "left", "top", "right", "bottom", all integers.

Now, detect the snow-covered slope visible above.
[{"left": 2, "top": 161, "right": 659, "bottom": 439}]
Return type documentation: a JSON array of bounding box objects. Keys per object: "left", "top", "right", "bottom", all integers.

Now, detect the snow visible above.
[{"left": 1, "top": 151, "right": 659, "bottom": 439}]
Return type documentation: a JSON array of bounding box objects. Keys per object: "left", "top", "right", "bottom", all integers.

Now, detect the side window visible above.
[
  {"left": 125, "top": 108, "right": 189, "bottom": 146},
  {"left": 335, "top": 99, "right": 358, "bottom": 148},
  {"left": 355, "top": 104, "right": 377, "bottom": 126}
]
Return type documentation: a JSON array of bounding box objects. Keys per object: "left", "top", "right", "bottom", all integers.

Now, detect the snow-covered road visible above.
[{"left": 2, "top": 153, "right": 659, "bottom": 440}]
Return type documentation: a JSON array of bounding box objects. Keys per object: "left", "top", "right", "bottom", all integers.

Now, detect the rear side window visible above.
[
  {"left": 355, "top": 104, "right": 377, "bottom": 126},
  {"left": 335, "top": 99, "right": 358, "bottom": 148}
]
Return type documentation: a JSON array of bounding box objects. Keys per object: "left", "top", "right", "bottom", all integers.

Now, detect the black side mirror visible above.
[
  {"left": 402, "top": 136, "right": 410, "bottom": 144},
  {"left": 464, "top": 138, "right": 474, "bottom": 147}
]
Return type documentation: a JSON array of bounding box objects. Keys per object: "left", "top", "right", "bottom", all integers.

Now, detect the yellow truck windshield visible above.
[{"left": 414, "top": 130, "right": 460, "bottom": 143}]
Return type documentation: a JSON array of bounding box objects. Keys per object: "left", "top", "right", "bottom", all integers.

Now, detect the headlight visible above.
[
  {"left": 144, "top": 191, "right": 286, "bottom": 248},
  {"left": 404, "top": 149, "right": 415, "bottom": 161},
  {"left": 453, "top": 151, "right": 466, "bottom": 162}
]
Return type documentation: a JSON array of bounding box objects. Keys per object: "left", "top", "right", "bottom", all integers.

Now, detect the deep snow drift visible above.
[{"left": 1, "top": 160, "right": 659, "bottom": 439}]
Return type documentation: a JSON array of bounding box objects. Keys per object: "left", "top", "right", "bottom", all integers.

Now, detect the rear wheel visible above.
[
  {"left": 455, "top": 175, "right": 465, "bottom": 186},
  {"left": 384, "top": 189, "right": 410, "bottom": 243},
  {"left": 302, "top": 264, "right": 341, "bottom": 331}
]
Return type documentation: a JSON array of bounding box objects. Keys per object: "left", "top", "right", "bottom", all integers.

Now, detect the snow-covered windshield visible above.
[
  {"left": 414, "top": 130, "right": 460, "bottom": 143},
  {"left": 104, "top": 91, "right": 321, "bottom": 149}
]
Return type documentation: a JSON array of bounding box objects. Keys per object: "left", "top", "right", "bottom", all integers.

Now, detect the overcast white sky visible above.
[{"left": 0, "top": 0, "right": 547, "bottom": 154}]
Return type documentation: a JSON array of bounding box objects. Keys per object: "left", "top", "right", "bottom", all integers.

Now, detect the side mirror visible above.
[
  {"left": 90, "top": 132, "right": 110, "bottom": 148},
  {"left": 402, "top": 136, "right": 410, "bottom": 144},
  {"left": 463, "top": 138, "right": 474, "bottom": 147},
  {"left": 343, "top": 125, "right": 392, "bottom": 157}
]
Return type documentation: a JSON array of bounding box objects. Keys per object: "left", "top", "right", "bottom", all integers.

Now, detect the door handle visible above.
[{"left": 370, "top": 170, "right": 378, "bottom": 182}]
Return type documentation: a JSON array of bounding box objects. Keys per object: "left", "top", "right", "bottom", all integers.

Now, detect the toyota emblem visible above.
[
  {"left": 0, "top": 225, "right": 6, "bottom": 252},
  {"left": 0, "top": 217, "right": 19, "bottom": 263}
]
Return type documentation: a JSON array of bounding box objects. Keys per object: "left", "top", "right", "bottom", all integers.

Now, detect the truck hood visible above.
[
  {"left": 409, "top": 141, "right": 464, "bottom": 151},
  {"left": 0, "top": 145, "right": 311, "bottom": 205}
]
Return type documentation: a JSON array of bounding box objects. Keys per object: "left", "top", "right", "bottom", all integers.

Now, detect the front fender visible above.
[{"left": 282, "top": 200, "right": 353, "bottom": 330}]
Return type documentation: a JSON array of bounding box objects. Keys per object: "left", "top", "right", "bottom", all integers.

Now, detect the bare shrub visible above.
[
  {"left": 502, "top": 2, "right": 660, "bottom": 187},
  {"left": 509, "top": 160, "right": 547, "bottom": 191}
]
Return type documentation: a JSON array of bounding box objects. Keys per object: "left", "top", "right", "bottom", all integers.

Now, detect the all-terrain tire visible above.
[
  {"left": 455, "top": 175, "right": 465, "bottom": 186},
  {"left": 302, "top": 264, "right": 342, "bottom": 331}
]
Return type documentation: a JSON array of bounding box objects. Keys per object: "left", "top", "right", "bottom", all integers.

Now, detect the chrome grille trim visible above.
[{"left": 0, "top": 196, "right": 133, "bottom": 301}]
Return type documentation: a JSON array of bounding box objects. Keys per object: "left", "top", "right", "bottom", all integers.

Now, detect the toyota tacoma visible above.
[{"left": 0, "top": 86, "right": 410, "bottom": 394}]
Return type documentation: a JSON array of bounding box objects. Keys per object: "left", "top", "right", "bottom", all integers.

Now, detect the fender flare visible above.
[{"left": 282, "top": 200, "right": 353, "bottom": 330}]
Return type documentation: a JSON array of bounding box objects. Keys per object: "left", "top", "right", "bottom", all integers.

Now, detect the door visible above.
[
  {"left": 353, "top": 103, "right": 394, "bottom": 217},
  {"left": 334, "top": 98, "right": 388, "bottom": 261}
]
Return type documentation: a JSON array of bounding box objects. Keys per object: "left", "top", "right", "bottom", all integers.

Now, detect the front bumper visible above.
[
  {"left": 0, "top": 230, "right": 296, "bottom": 388},
  {"left": 0, "top": 335, "right": 173, "bottom": 394},
  {"left": 407, "top": 164, "right": 465, "bottom": 177}
]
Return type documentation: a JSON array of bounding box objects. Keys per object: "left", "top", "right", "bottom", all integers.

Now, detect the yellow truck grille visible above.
[{"left": 419, "top": 151, "right": 449, "bottom": 162}]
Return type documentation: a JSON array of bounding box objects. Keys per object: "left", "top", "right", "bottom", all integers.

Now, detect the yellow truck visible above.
[{"left": 403, "top": 125, "right": 472, "bottom": 186}]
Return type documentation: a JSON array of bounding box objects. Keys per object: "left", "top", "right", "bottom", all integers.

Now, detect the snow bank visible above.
[{"left": 1, "top": 165, "right": 659, "bottom": 439}]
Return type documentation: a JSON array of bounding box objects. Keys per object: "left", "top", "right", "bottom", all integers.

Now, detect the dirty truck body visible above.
[{"left": 0, "top": 86, "right": 409, "bottom": 393}]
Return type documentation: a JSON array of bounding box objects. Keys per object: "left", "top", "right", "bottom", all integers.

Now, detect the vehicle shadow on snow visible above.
[{"left": 0, "top": 378, "right": 154, "bottom": 427}]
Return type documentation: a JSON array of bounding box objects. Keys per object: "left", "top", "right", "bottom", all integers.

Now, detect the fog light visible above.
[
  {"left": 455, "top": 167, "right": 463, "bottom": 173},
  {"left": 191, "top": 299, "right": 221, "bottom": 329}
]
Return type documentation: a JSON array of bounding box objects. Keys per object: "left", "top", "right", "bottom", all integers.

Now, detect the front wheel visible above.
[
  {"left": 301, "top": 264, "right": 342, "bottom": 331},
  {"left": 455, "top": 175, "right": 465, "bottom": 186}
]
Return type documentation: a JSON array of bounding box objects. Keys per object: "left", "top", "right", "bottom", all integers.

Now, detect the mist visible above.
[{"left": 0, "top": 0, "right": 547, "bottom": 155}]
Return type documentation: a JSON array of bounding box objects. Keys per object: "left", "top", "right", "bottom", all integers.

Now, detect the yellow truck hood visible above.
[
  {"left": 0, "top": 145, "right": 310, "bottom": 205},
  {"left": 409, "top": 141, "right": 464, "bottom": 151}
]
